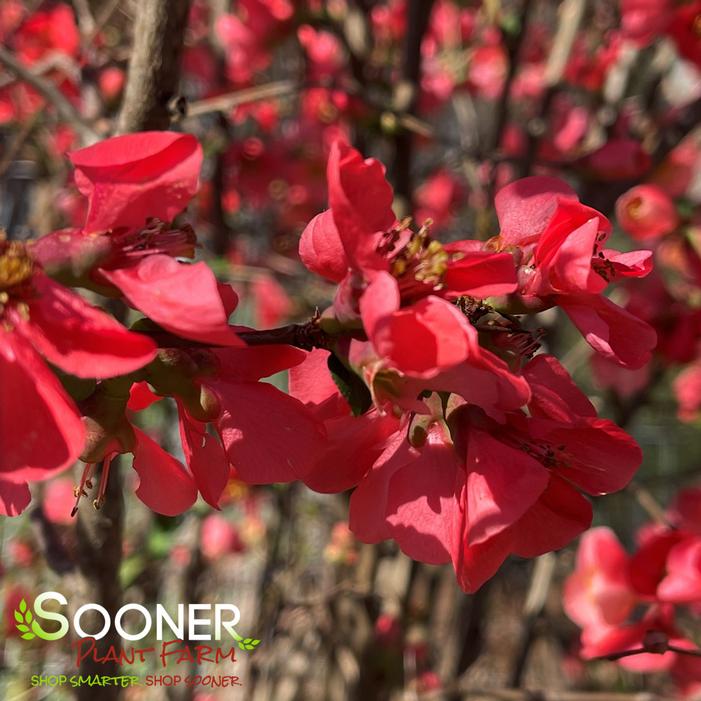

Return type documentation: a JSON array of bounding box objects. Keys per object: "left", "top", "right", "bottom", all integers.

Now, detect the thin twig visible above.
[
  {"left": 0, "top": 45, "right": 98, "bottom": 142},
  {"left": 391, "top": 0, "right": 435, "bottom": 215},
  {"left": 487, "top": 0, "right": 535, "bottom": 197},
  {"left": 521, "top": 0, "right": 587, "bottom": 177},
  {"left": 508, "top": 553, "right": 557, "bottom": 687}
]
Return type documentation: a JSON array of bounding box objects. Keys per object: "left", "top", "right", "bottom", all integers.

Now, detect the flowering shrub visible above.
[
  {"left": 1, "top": 0, "right": 701, "bottom": 697},
  {"left": 565, "top": 489, "right": 701, "bottom": 697},
  {"left": 2, "top": 128, "right": 654, "bottom": 594}
]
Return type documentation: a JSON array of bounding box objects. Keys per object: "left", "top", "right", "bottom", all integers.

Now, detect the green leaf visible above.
[
  {"left": 243, "top": 638, "right": 252, "bottom": 644},
  {"left": 21, "top": 632, "right": 35, "bottom": 641},
  {"left": 16, "top": 624, "right": 28, "bottom": 633},
  {"left": 327, "top": 355, "right": 371, "bottom": 417},
  {"left": 19, "top": 599, "right": 27, "bottom": 614},
  {"left": 252, "top": 639, "right": 261, "bottom": 645},
  {"left": 14, "top": 611, "right": 22, "bottom": 623}
]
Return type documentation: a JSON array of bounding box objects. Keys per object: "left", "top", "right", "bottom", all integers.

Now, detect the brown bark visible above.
[{"left": 117, "top": 0, "right": 192, "bottom": 133}]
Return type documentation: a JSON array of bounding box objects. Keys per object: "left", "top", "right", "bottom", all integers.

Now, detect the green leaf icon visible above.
[{"left": 14, "top": 599, "right": 38, "bottom": 640}]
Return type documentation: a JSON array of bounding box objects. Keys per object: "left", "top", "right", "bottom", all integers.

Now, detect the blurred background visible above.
[{"left": 0, "top": 0, "right": 700, "bottom": 699}]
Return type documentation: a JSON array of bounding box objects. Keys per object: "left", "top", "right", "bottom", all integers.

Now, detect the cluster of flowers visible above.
[
  {"left": 3, "top": 1, "right": 700, "bottom": 247},
  {"left": 1, "top": 128, "right": 657, "bottom": 592},
  {"left": 590, "top": 140, "right": 701, "bottom": 422},
  {"left": 565, "top": 489, "right": 701, "bottom": 697}
]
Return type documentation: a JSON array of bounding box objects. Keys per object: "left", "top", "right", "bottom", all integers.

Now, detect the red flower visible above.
[
  {"left": 563, "top": 527, "right": 636, "bottom": 629},
  {"left": 667, "top": 0, "right": 701, "bottom": 68},
  {"left": 289, "top": 348, "right": 400, "bottom": 493},
  {"left": 300, "top": 139, "right": 517, "bottom": 377},
  {"left": 348, "top": 355, "right": 640, "bottom": 592},
  {"left": 616, "top": 184, "right": 679, "bottom": 241},
  {"left": 620, "top": 0, "right": 674, "bottom": 46},
  {"left": 207, "top": 343, "right": 326, "bottom": 485},
  {"left": 495, "top": 176, "right": 657, "bottom": 368},
  {"left": 126, "top": 339, "right": 326, "bottom": 507},
  {"left": 37, "top": 133, "right": 244, "bottom": 348},
  {"left": 12, "top": 3, "right": 80, "bottom": 64},
  {"left": 657, "top": 538, "right": 701, "bottom": 603},
  {"left": 0, "top": 238, "right": 156, "bottom": 513}
]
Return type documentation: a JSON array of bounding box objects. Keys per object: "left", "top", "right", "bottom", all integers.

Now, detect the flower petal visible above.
[
  {"left": 214, "top": 381, "right": 325, "bottom": 484},
  {"left": 102, "top": 256, "right": 243, "bottom": 346},
  {"left": 70, "top": 131, "right": 202, "bottom": 233},
  {"left": 16, "top": 272, "right": 156, "bottom": 379},
  {"left": 0, "top": 328, "right": 84, "bottom": 481},
  {"left": 131, "top": 427, "right": 198, "bottom": 515}
]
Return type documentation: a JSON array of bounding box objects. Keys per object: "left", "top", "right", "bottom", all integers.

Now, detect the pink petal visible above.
[
  {"left": 510, "top": 476, "right": 593, "bottom": 558},
  {"left": 178, "top": 406, "right": 230, "bottom": 509},
  {"left": 442, "top": 250, "right": 517, "bottom": 298},
  {"left": 0, "top": 328, "right": 85, "bottom": 481},
  {"left": 131, "top": 427, "right": 198, "bottom": 516},
  {"left": 0, "top": 480, "right": 31, "bottom": 517},
  {"left": 370, "top": 295, "right": 472, "bottom": 378},
  {"left": 305, "top": 410, "right": 399, "bottom": 493},
  {"left": 101, "top": 255, "right": 243, "bottom": 346},
  {"left": 299, "top": 209, "right": 349, "bottom": 282},
  {"left": 16, "top": 272, "right": 156, "bottom": 378},
  {"left": 288, "top": 348, "right": 349, "bottom": 420},
  {"left": 561, "top": 293, "right": 657, "bottom": 369},
  {"left": 524, "top": 354, "right": 596, "bottom": 421},
  {"left": 214, "top": 381, "right": 325, "bottom": 484},
  {"left": 212, "top": 343, "right": 307, "bottom": 382},
  {"left": 464, "top": 428, "right": 549, "bottom": 545},
  {"left": 495, "top": 176, "right": 578, "bottom": 246},
  {"left": 70, "top": 131, "right": 202, "bottom": 233},
  {"left": 327, "top": 139, "right": 395, "bottom": 269}
]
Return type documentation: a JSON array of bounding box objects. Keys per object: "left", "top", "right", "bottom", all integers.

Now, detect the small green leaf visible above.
[
  {"left": 16, "top": 624, "right": 29, "bottom": 633},
  {"left": 25, "top": 610, "right": 33, "bottom": 624},
  {"left": 243, "top": 638, "right": 252, "bottom": 644},
  {"left": 14, "top": 611, "right": 23, "bottom": 623},
  {"left": 252, "top": 639, "right": 261, "bottom": 645},
  {"left": 21, "top": 632, "right": 35, "bottom": 641},
  {"left": 19, "top": 599, "right": 27, "bottom": 614},
  {"left": 327, "top": 355, "right": 371, "bottom": 417}
]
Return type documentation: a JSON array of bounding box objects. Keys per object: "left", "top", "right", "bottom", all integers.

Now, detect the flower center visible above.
[
  {"left": 105, "top": 218, "right": 197, "bottom": 269},
  {"left": 0, "top": 237, "right": 33, "bottom": 292},
  {"left": 391, "top": 223, "right": 449, "bottom": 297}
]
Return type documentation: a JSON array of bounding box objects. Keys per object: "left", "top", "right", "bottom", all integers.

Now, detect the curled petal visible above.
[
  {"left": 16, "top": 273, "right": 156, "bottom": 379},
  {"left": 131, "top": 427, "right": 198, "bottom": 516},
  {"left": 0, "top": 328, "right": 85, "bottom": 481},
  {"left": 102, "top": 256, "right": 243, "bottom": 347},
  {"left": 70, "top": 131, "right": 202, "bottom": 233},
  {"left": 299, "top": 210, "right": 349, "bottom": 282}
]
